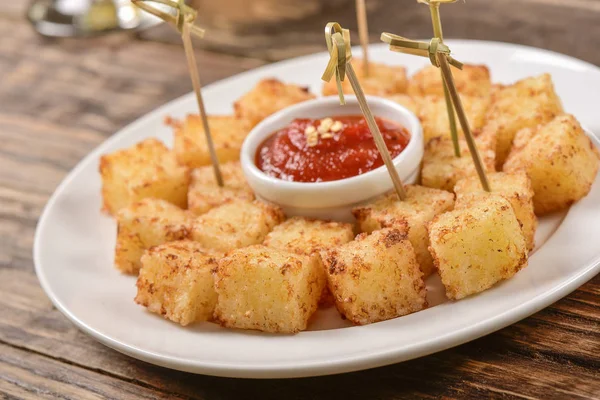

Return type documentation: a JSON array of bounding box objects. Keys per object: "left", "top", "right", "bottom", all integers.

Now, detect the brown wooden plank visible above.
[
  {"left": 0, "top": 342, "right": 192, "bottom": 400},
  {"left": 0, "top": 19, "right": 265, "bottom": 137}
]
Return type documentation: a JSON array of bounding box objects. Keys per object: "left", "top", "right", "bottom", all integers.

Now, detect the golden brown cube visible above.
[
  {"left": 421, "top": 135, "right": 496, "bottom": 192},
  {"left": 321, "top": 228, "right": 427, "bottom": 325},
  {"left": 115, "top": 198, "right": 193, "bottom": 275},
  {"left": 353, "top": 185, "right": 455, "bottom": 276},
  {"left": 323, "top": 60, "right": 408, "bottom": 96},
  {"left": 234, "top": 78, "right": 315, "bottom": 127},
  {"left": 188, "top": 161, "right": 254, "bottom": 215},
  {"left": 135, "top": 240, "right": 220, "bottom": 326},
  {"left": 429, "top": 195, "right": 528, "bottom": 300},
  {"left": 386, "top": 94, "right": 419, "bottom": 115},
  {"left": 504, "top": 114, "right": 599, "bottom": 215},
  {"left": 408, "top": 64, "right": 491, "bottom": 97},
  {"left": 190, "top": 199, "right": 285, "bottom": 252},
  {"left": 214, "top": 245, "right": 325, "bottom": 333},
  {"left": 99, "top": 138, "right": 189, "bottom": 215},
  {"left": 263, "top": 217, "right": 354, "bottom": 256},
  {"left": 419, "top": 94, "right": 491, "bottom": 143},
  {"left": 455, "top": 171, "right": 537, "bottom": 251},
  {"left": 170, "top": 115, "right": 251, "bottom": 168},
  {"left": 480, "top": 74, "right": 564, "bottom": 168}
]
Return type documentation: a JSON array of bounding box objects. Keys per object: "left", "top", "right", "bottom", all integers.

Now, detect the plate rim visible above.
[{"left": 33, "top": 39, "right": 600, "bottom": 378}]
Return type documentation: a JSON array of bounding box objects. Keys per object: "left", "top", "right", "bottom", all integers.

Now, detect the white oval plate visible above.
[{"left": 34, "top": 40, "right": 600, "bottom": 379}]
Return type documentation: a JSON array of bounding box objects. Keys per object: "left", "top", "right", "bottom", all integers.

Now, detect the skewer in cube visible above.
[
  {"left": 132, "top": 0, "right": 223, "bottom": 186},
  {"left": 381, "top": 29, "right": 490, "bottom": 191},
  {"left": 321, "top": 22, "right": 407, "bottom": 200}
]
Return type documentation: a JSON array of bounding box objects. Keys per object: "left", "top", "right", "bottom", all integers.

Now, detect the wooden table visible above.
[{"left": 1, "top": 0, "right": 599, "bottom": 398}]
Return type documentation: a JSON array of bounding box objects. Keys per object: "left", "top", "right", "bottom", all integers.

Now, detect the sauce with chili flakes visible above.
[{"left": 256, "top": 115, "right": 410, "bottom": 182}]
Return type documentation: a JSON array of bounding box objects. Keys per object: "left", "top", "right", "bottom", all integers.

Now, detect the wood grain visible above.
[{"left": 1, "top": 2, "right": 599, "bottom": 399}]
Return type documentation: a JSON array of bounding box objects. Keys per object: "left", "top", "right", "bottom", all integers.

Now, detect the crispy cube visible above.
[
  {"left": 100, "top": 138, "right": 189, "bottom": 215},
  {"left": 480, "top": 74, "right": 564, "bottom": 168},
  {"left": 419, "top": 94, "right": 491, "bottom": 143},
  {"left": 504, "top": 114, "right": 599, "bottom": 215},
  {"left": 321, "top": 228, "right": 427, "bottom": 325},
  {"left": 190, "top": 199, "right": 285, "bottom": 252},
  {"left": 323, "top": 60, "right": 408, "bottom": 96},
  {"left": 188, "top": 161, "right": 254, "bottom": 215},
  {"left": 234, "top": 78, "right": 315, "bottom": 127},
  {"left": 115, "top": 198, "right": 193, "bottom": 275},
  {"left": 214, "top": 245, "right": 325, "bottom": 333},
  {"left": 263, "top": 217, "right": 354, "bottom": 308},
  {"left": 135, "top": 240, "right": 220, "bottom": 326},
  {"left": 421, "top": 135, "right": 496, "bottom": 192},
  {"left": 408, "top": 64, "right": 491, "bottom": 97},
  {"left": 353, "top": 185, "right": 454, "bottom": 276},
  {"left": 455, "top": 171, "right": 537, "bottom": 251},
  {"left": 386, "top": 94, "right": 419, "bottom": 115},
  {"left": 429, "top": 195, "right": 528, "bottom": 300},
  {"left": 170, "top": 115, "right": 251, "bottom": 168},
  {"left": 263, "top": 217, "right": 354, "bottom": 256}
]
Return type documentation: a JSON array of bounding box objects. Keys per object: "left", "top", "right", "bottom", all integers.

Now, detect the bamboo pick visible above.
[
  {"left": 132, "top": 0, "right": 223, "bottom": 186},
  {"left": 355, "top": 0, "right": 370, "bottom": 76},
  {"left": 380, "top": 33, "right": 490, "bottom": 191},
  {"left": 427, "top": 1, "right": 460, "bottom": 157},
  {"left": 322, "top": 23, "right": 406, "bottom": 200},
  {"left": 437, "top": 55, "right": 490, "bottom": 191}
]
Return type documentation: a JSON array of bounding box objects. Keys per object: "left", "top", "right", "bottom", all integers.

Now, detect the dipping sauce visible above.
[{"left": 256, "top": 115, "right": 410, "bottom": 182}]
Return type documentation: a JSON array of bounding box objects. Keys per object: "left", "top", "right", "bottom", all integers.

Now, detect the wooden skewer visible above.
[
  {"left": 428, "top": 2, "right": 460, "bottom": 157},
  {"left": 346, "top": 63, "right": 406, "bottom": 199},
  {"left": 437, "top": 55, "right": 490, "bottom": 191},
  {"left": 181, "top": 21, "right": 223, "bottom": 186},
  {"left": 132, "top": 0, "right": 223, "bottom": 186},
  {"left": 355, "top": 0, "right": 370, "bottom": 76},
  {"left": 323, "top": 23, "right": 406, "bottom": 200}
]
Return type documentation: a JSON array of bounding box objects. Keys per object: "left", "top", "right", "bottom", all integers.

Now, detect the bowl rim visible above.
[{"left": 240, "top": 95, "right": 423, "bottom": 196}]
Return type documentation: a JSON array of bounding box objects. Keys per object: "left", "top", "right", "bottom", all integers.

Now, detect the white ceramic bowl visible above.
[{"left": 240, "top": 96, "right": 423, "bottom": 221}]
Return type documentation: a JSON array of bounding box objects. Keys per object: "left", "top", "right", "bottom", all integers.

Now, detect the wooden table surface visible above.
[{"left": 1, "top": 0, "right": 599, "bottom": 399}]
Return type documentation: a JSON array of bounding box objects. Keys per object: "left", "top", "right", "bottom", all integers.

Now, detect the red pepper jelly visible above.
[{"left": 255, "top": 115, "right": 410, "bottom": 182}]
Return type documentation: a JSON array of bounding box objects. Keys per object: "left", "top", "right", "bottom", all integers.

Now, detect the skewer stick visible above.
[
  {"left": 355, "top": 0, "right": 370, "bottom": 76},
  {"left": 380, "top": 32, "right": 489, "bottom": 191},
  {"left": 437, "top": 55, "right": 490, "bottom": 191},
  {"left": 132, "top": 0, "right": 223, "bottom": 186},
  {"left": 428, "top": 1, "right": 460, "bottom": 157},
  {"left": 181, "top": 22, "right": 223, "bottom": 186},
  {"left": 346, "top": 64, "right": 406, "bottom": 199},
  {"left": 322, "top": 22, "right": 406, "bottom": 200}
]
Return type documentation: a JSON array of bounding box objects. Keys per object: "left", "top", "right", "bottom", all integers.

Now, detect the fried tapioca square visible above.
[
  {"left": 504, "top": 114, "right": 599, "bottom": 215},
  {"left": 234, "top": 78, "right": 315, "bottom": 127},
  {"left": 421, "top": 135, "right": 496, "bottom": 192},
  {"left": 353, "top": 185, "right": 455, "bottom": 276},
  {"left": 190, "top": 199, "right": 285, "bottom": 252},
  {"left": 115, "top": 198, "right": 193, "bottom": 275},
  {"left": 188, "top": 161, "right": 254, "bottom": 215},
  {"left": 263, "top": 217, "right": 354, "bottom": 256},
  {"left": 213, "top": 245, "right": 325, "bottom": 333},
  {"left": 100, "top": 138, "right": 189, "bottom": 215},
  {"left": 418, "top": 94, "right": 491, "bottom": 143},
  {"left": 455, "top": 171, "right": 537, "bottom": 251},
  {"left": 135, "top": 240, "right": 221, "bottom": 326},
  {"left": 170, "top": 115, "right": 251, "bottom": 168},
  {"left": 408, "top": 64, "right": 491, "bottom": 97},
  {"left": 322, "top": 60, "right": 408, "bottom": 96},
  {"left": 321, "top": 228, "right": 427, "bottom": 325},
  {"left": 479, "top": 73, "right": 564, "bottom": 168},
  {"left": 429, "top": 195, "right": 528, "bottom": 300}
]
